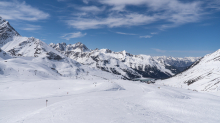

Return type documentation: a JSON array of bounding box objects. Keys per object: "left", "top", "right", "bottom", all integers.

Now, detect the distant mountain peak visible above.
[
  {"left": 75, "top": 42, "right": 83, "bottom": 45},
  {"left": 49, "top": 42, "right": 90, "bottom": 53},
  {"left": 0, "top": 16, "right": 6, "bottom": 24},
  {"left": 0, "top": 16, "right": 19, "bottom": 35},
  {"left": 0, "top": 16, "right": 20, "bottom": 47}
]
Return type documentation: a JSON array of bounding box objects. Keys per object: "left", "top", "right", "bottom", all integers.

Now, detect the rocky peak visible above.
[
  {"left": 50, "top": 42, "right": 90, "bottom": 53},
  {"left": 0, "top": 16, "right": 20, "bottom": 47},
  {"left": 72, "top": 42, "right": 90, "bottom": 52},
  {"left": 0, "top": 16, "right": 6, "bottom": 24}
]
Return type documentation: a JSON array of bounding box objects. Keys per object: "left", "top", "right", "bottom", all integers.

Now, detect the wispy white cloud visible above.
[
  {"left": 61, "top": 32, "right": 87, "bottom": 40},
  {"left": 65, "top": 0, "right": 220, "bottom": 31},
  {"left": 116, "top": 32, "right": 137, "bottom": 35},
  {"left": 76, "top": 6, "right": 105, "bottom": 13},
  {"left": 82, "top": 0, "right": 89, "bottom": 4},
  {"left": 152, "top": 48, "right": 166, "bottom": 53},
  {"left": 67, "top": 13, "right": 157, "bottom": 30},
  {"left": 0, "top": 1, "right": 49, "bottom": 21},
  {"left": 151, "top": 32, "right": 158, "bottom": 35},
  {"left": 206, "top": 0, "right": 220, "bottom": 10},
  {"left": 21, "top": 24, "right": 41, "bottom": 31},
  {"left": 140, "top": 35, "right": 152, "bottom": 38}
]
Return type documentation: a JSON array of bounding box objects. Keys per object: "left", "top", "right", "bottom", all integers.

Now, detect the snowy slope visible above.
[
  {"left": 157, "top": 49, "right": 220, "bottom": 93},
  {"left": 0, "top": 55, "right": 122, "bottom": 81},
  {"left": 0, "top": 48, "right": 11, "bottom": 60},
  {"left": 0, "top": 36, "right": 86, "bottom": 78},
  {"left": 1, "top": 79, "right": 220, "bottom": 123},
  {"left": 1, "top": 36, "right": 64, "bottom": 58},
  {"left": 0, "top": 57, "right": 62, "bottom": 80}
]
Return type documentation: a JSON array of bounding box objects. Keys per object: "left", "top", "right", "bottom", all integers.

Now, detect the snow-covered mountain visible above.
[
  {"left": 157, "top": 49, "right": 220, "bottom": 92},
  {"left": 0, "top": 16, "right": 20, "bottom": 47},
  {"left": 50, "top": 43, "right": 142, "bottom": 79},
  {"left": 50, "top": 43, "right": 170, "bottom": 79},
  {"left": 0, "top": 16, "right": 199, "bottom": 80},
  {"left": 0, "top": 37, "right": 85, "bottom": 79},
  {"left": 153, "top": 56, "right": 200, "bottom": 68},
  {"left": 50, "top": 42, "right": 90, "bottom": 53},
  {"left": 0, "top": 16, "right": 122, "bottom": 80},
  {"left": 153, "top": 56, "right": 200, "bottom": 74},
  {"left": 49, "top": 43, "right": 198, "bottom": 79}
]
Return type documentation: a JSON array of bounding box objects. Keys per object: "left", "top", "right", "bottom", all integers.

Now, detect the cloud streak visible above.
[
  {"left": 116, "top": 32, "right": 137, "bottom": 35},
  {"left": 76, "top": 6, "right": 105, "bottom": 12},
  {"left": 151, "top": 32, "right": 158, "bottom": 35},
  {"left": 67, "top": 13, "right": 157, "bottom": 30},
  {"left": 21, "top": 24, "right": 41, "bottom": 31},
  {"left": 64, "top": 0, "right": 220, "bottom": 30},
  {"left": 0, "top": 1, "right": 49, "bottom": 21},
  {"left": 140, "top": 35, "right": 152, "bottom": 38},
  {"left": 61, "top": 32, "right": 87, "bottom": 40},
  {"left": 152, "top": 48, "right": 166, "bottom": 53}
]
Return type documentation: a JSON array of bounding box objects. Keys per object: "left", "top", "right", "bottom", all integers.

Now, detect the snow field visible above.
[{"left": 1, "top": 78, "right": 220, "bottom": 123}]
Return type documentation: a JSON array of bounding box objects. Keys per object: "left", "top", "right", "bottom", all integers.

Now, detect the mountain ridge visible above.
[
  {"left": 0, "top": 16, "right": 200, "bottom": 80},
  {"left": 49, "top": 42, "right": 199, "bottom": 79},
  {"left": 157, "top": 49, "right": 220, "bottom": 92}
]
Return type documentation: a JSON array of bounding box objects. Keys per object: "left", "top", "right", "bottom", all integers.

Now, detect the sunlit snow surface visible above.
[
  {"left": 157, "top": 49, "right": 220, "bottom": 93},
  {"left": 1, "top": 77, "right": 220, "bottom": 123}
]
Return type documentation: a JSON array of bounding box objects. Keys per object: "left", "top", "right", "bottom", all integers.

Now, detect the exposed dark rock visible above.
[{"left": 47, "top": 52, "right": 63, "bottom": 60}]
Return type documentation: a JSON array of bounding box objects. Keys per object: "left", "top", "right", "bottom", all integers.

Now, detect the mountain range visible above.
[
  {"left": 0, "top": 16, "right": 200, "bottom": 80},
  {"left": 49, "top": 42, "right": 200, "bottom": 79},
  {"left": 158, "top": 49, "right": 220, "bottom": 92}
]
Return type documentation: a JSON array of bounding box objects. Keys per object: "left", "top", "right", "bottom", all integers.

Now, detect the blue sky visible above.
[{"left": 1, "top": 0, "right": 220, "bottom": 57}]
